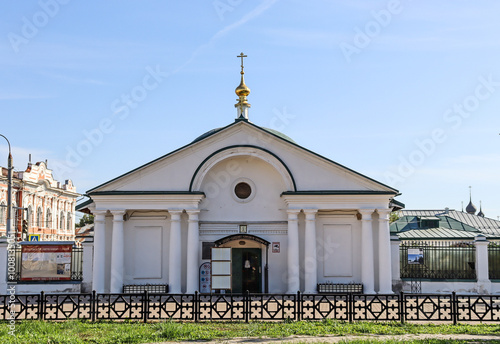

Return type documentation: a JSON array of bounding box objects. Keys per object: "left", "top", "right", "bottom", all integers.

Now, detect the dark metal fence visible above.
[
  {"left": 1, "top": 291, "right": 500, "bottom": 323},
  {"left": 489, "top": 242, "right": 500, "bottom": 280},
  {"left": 400, "top": 241, "right": 476, "bottom": 280}
]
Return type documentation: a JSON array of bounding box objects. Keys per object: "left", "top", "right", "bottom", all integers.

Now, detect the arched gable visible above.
[{"left": 190, "top": 145, "right": 296, "bottom": 192}]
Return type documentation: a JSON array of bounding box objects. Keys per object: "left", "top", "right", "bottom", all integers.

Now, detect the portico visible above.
[{"left": 86, "top": 193, "right": 203, "bottom": 293}]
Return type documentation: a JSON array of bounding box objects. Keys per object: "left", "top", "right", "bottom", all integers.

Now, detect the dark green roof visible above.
[
  {"left": 397, "top": 227, "right": 489, "bottom": 240},
  {"left": 75, "top": 198, "right": 93, "bottom": 211},
  {"left": 261, "top": 127, "right": 295, "bottom": 143},
  {"left": 192, "top": 124, "right": 295, "bottom": 144},
  {"left": 282, "top": 190, "right": 396, "bottom": 196},
  {"left": 391, "top": 215, "right": 479, "bottom": 235},
  {"left": 87, "top": 191, "right": 205, "bottom": 196}
]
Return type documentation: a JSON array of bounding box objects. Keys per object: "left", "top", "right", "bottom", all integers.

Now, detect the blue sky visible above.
[{"left": 1, "top": 0, "right": 499, "bottom": 219}]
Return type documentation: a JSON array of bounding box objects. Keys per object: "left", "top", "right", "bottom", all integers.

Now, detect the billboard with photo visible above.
[
  {"left": 407, "top": 248, "right": 424, "bottom": 265},
  {"left": 21, "top": 244, "right": 73, "bottom": 281}
]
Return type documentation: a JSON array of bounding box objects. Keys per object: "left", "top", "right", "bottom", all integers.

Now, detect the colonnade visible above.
[
  {"left": 93, "top": 207, "right": 393, "bottom": 294},
  {"left": 92, "top": 209, "right": 200, "bottom": 294},
  {"left": 286, "top": 208, "right": 393, "bottom": 294}
]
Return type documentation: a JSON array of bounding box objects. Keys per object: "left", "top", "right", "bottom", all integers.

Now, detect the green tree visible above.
[
  {"left": 76, "top": 214, "right": 94, "bottom": 228},
  {"left": 389, "top": 211, "right": 400, "bottom": 223}
]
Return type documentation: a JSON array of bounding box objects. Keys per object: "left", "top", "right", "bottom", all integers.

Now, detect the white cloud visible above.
[
  {"left": 0, "top": 94, "right": 55, "bottom": 100},
  {"left": 173, "top": 0, "right": 280, "bottom": 74}
]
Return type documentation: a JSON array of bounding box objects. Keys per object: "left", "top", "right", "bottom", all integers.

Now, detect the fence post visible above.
[
  {"left": 143, "top": 290, "right": 149, "bottom": 323},
  {"left": 452, "top": 291, "right": 457, "bottom": 325},
  {"left": 474, "top": 235, "right": 491, "bottom": 294},
  {"left": 39, "top": 291, "right": 45, "bottom": 320},
  {"left": 348, "top": 293, "right": 353, "bottom": 323},
  {"left": 91, "top": 290, "right": 96, "bottom": 322},
  {"left": 399, "top": 291, "right": 405, "bottom": 324},
  {"left": 209, "top": 292, "right": 213, "bottom": 322},
  {"left": 194, "top": 291, "right": 198, "bottom": 323},
  {"left": 245, "top": 290, "right": 250, "bottom": 323},
  {"left": 296, "top": 291, "right": 301, "bottom": 321}
]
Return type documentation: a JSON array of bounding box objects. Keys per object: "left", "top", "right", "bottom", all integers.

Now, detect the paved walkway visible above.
[{"left": 150, "top": 333, "right": 500, "bottom": 343}]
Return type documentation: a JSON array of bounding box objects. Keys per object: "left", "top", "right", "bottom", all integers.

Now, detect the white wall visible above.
[
  {"left": 199, "top": 156, "right": 288, "bottom": 222},
  {"left": 316, "top": 214, "right": 362, "bottom": 285},
  {"left": 123, "top": 218, "right": 170, "bottom": 287}
]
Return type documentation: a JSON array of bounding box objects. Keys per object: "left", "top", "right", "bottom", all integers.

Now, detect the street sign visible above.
[{"left": 28, "top": 234, "right": 40, "bottom": 242}]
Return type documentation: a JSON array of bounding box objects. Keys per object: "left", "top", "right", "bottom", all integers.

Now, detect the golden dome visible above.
[{"left": 235, "top": 72, "right": 250, "bottom": 97}]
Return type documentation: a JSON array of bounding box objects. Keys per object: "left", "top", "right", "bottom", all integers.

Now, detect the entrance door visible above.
[{"left": 231, "top": 248, "right": 261, "bottom": 293}]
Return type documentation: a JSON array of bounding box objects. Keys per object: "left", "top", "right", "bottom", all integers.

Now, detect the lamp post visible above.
[{"left": 0, "top": 134, "right": 13, "bottom": 239}]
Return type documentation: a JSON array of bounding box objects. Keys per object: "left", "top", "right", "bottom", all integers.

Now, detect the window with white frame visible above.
[
  {"left": 60, "top": 211, "right": 65, "bottom": 230},
  {"left": 46, "top": 208, "right": 52, "bottom": 228},
  {"left": 37, "top": 207, "right": 43, "bottom": 228},
  {"left": 0, "top": 202, "right": 5, "bottom": 225},
  {"left": 67, "top": 212, "right": 71, "bottom": 230}
]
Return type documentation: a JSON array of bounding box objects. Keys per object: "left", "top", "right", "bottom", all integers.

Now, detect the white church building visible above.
[{"left": 78, "top": 55, "right": 402, "bottom": 295}]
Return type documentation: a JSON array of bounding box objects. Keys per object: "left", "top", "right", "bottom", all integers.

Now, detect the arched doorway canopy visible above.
[{"left": 215, "top": 233, "right": 270, "bottom": 247}]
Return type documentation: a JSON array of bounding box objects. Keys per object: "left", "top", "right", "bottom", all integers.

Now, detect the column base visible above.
[
  {"left": 378, "top": 289, "right": 394, "bottom": 294},
  {"left": 477, "top": 280, "right": 492, "bottom": 294}
]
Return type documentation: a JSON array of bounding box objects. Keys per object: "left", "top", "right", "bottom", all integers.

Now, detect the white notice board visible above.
[{"left": 211, "top": 247, "right": 231, "bottom": 291}]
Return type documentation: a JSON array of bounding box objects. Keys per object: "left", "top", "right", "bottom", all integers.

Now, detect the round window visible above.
[{"left": 234, "top": 182, "right": 252, "bottom": 199}]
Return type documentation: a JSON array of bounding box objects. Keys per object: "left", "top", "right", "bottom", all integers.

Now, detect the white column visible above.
[
  {"left": 359, "top": 209, "right": 375, "bottom": 294},
  {"left": 390, "top": 235, "right": 401, "bottom": 288},
  {"left": 110, "top": 210, "right": 126, "bottom": 293},
  {"left": 81, "top": 241, "right": 94, "bottom": 293},
  {"left": 474, "top": 234, "right": 491, "bottom": 294},
  {"left": 287, "top": 209, "right": 300, "bottom": 293},
  {"left": 168, "top": 210, "right": 182, "bottom": 294},
  {"left": 186, "top": 210, "right": 200, "bottom": 294},
  {"left": 92, "top": 211, "right": 107, "bottom": 293},
  {"left": 377, "top": 209, "right": 393, "bottom": 294},
  {"left": 304, "top": 209, "right": 318, "bottom": 294}
]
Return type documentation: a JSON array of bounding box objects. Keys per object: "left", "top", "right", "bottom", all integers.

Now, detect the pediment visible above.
[{"left": 87, "top": 120, "right": 398, "bottom": 196}]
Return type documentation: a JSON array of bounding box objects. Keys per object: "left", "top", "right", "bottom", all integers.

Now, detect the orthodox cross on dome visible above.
[
  {"left": 237, "top": 52, "right": 247, "bottom": 73},
  {"left": 234, "top": 52, "right": 251, "bottom": 120}
]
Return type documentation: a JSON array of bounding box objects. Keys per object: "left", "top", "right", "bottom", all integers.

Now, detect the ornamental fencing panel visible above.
[
  {"left": 400, "top": 241, "right": 476, "bottom": 280},
  {"left": 1, "top": 291, "right": 499, "bottom": 323}
]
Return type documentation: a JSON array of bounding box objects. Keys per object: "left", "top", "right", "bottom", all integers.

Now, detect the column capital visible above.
[
  {"left": 186, "top": 209, "right": 200, "bottom": 222},
  {"left": 303, "top": 208, "right": 318, "bottom": 219},
  {"left": 358, "top": 209, "right": 375, "bottom": 220},
  {"left": 169, "top": 210, "right": 182, "bottom": 221},
  {"left": 93, "top": 210, "right": 107, "bottom": 221},
  {"left": 377, "top": 208, "right": 392, "bottom": 220},
  {"left": 168, "top": 209, "right": 183, "bottom": 214},
  {"left": 111, "top": 210, "right": 126, "bottom": 219},
  {"left": 287, "top": 209, "right": 300, "bottom": 219}
]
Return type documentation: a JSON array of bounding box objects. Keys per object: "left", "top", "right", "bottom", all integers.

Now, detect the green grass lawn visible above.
[{"left": 0, "top": 320, "right": 499, "bottom": 344}]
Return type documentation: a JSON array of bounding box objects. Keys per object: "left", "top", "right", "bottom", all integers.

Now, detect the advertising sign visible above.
[
  {"left": 408, "top": 248, "right": 424, "bottom": 265},
  {"left": 21, "top": 244, "right": 73, "bottom": 281},
  {"left": 199, "top": 262, "right": 211, "bottom": 293}
]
